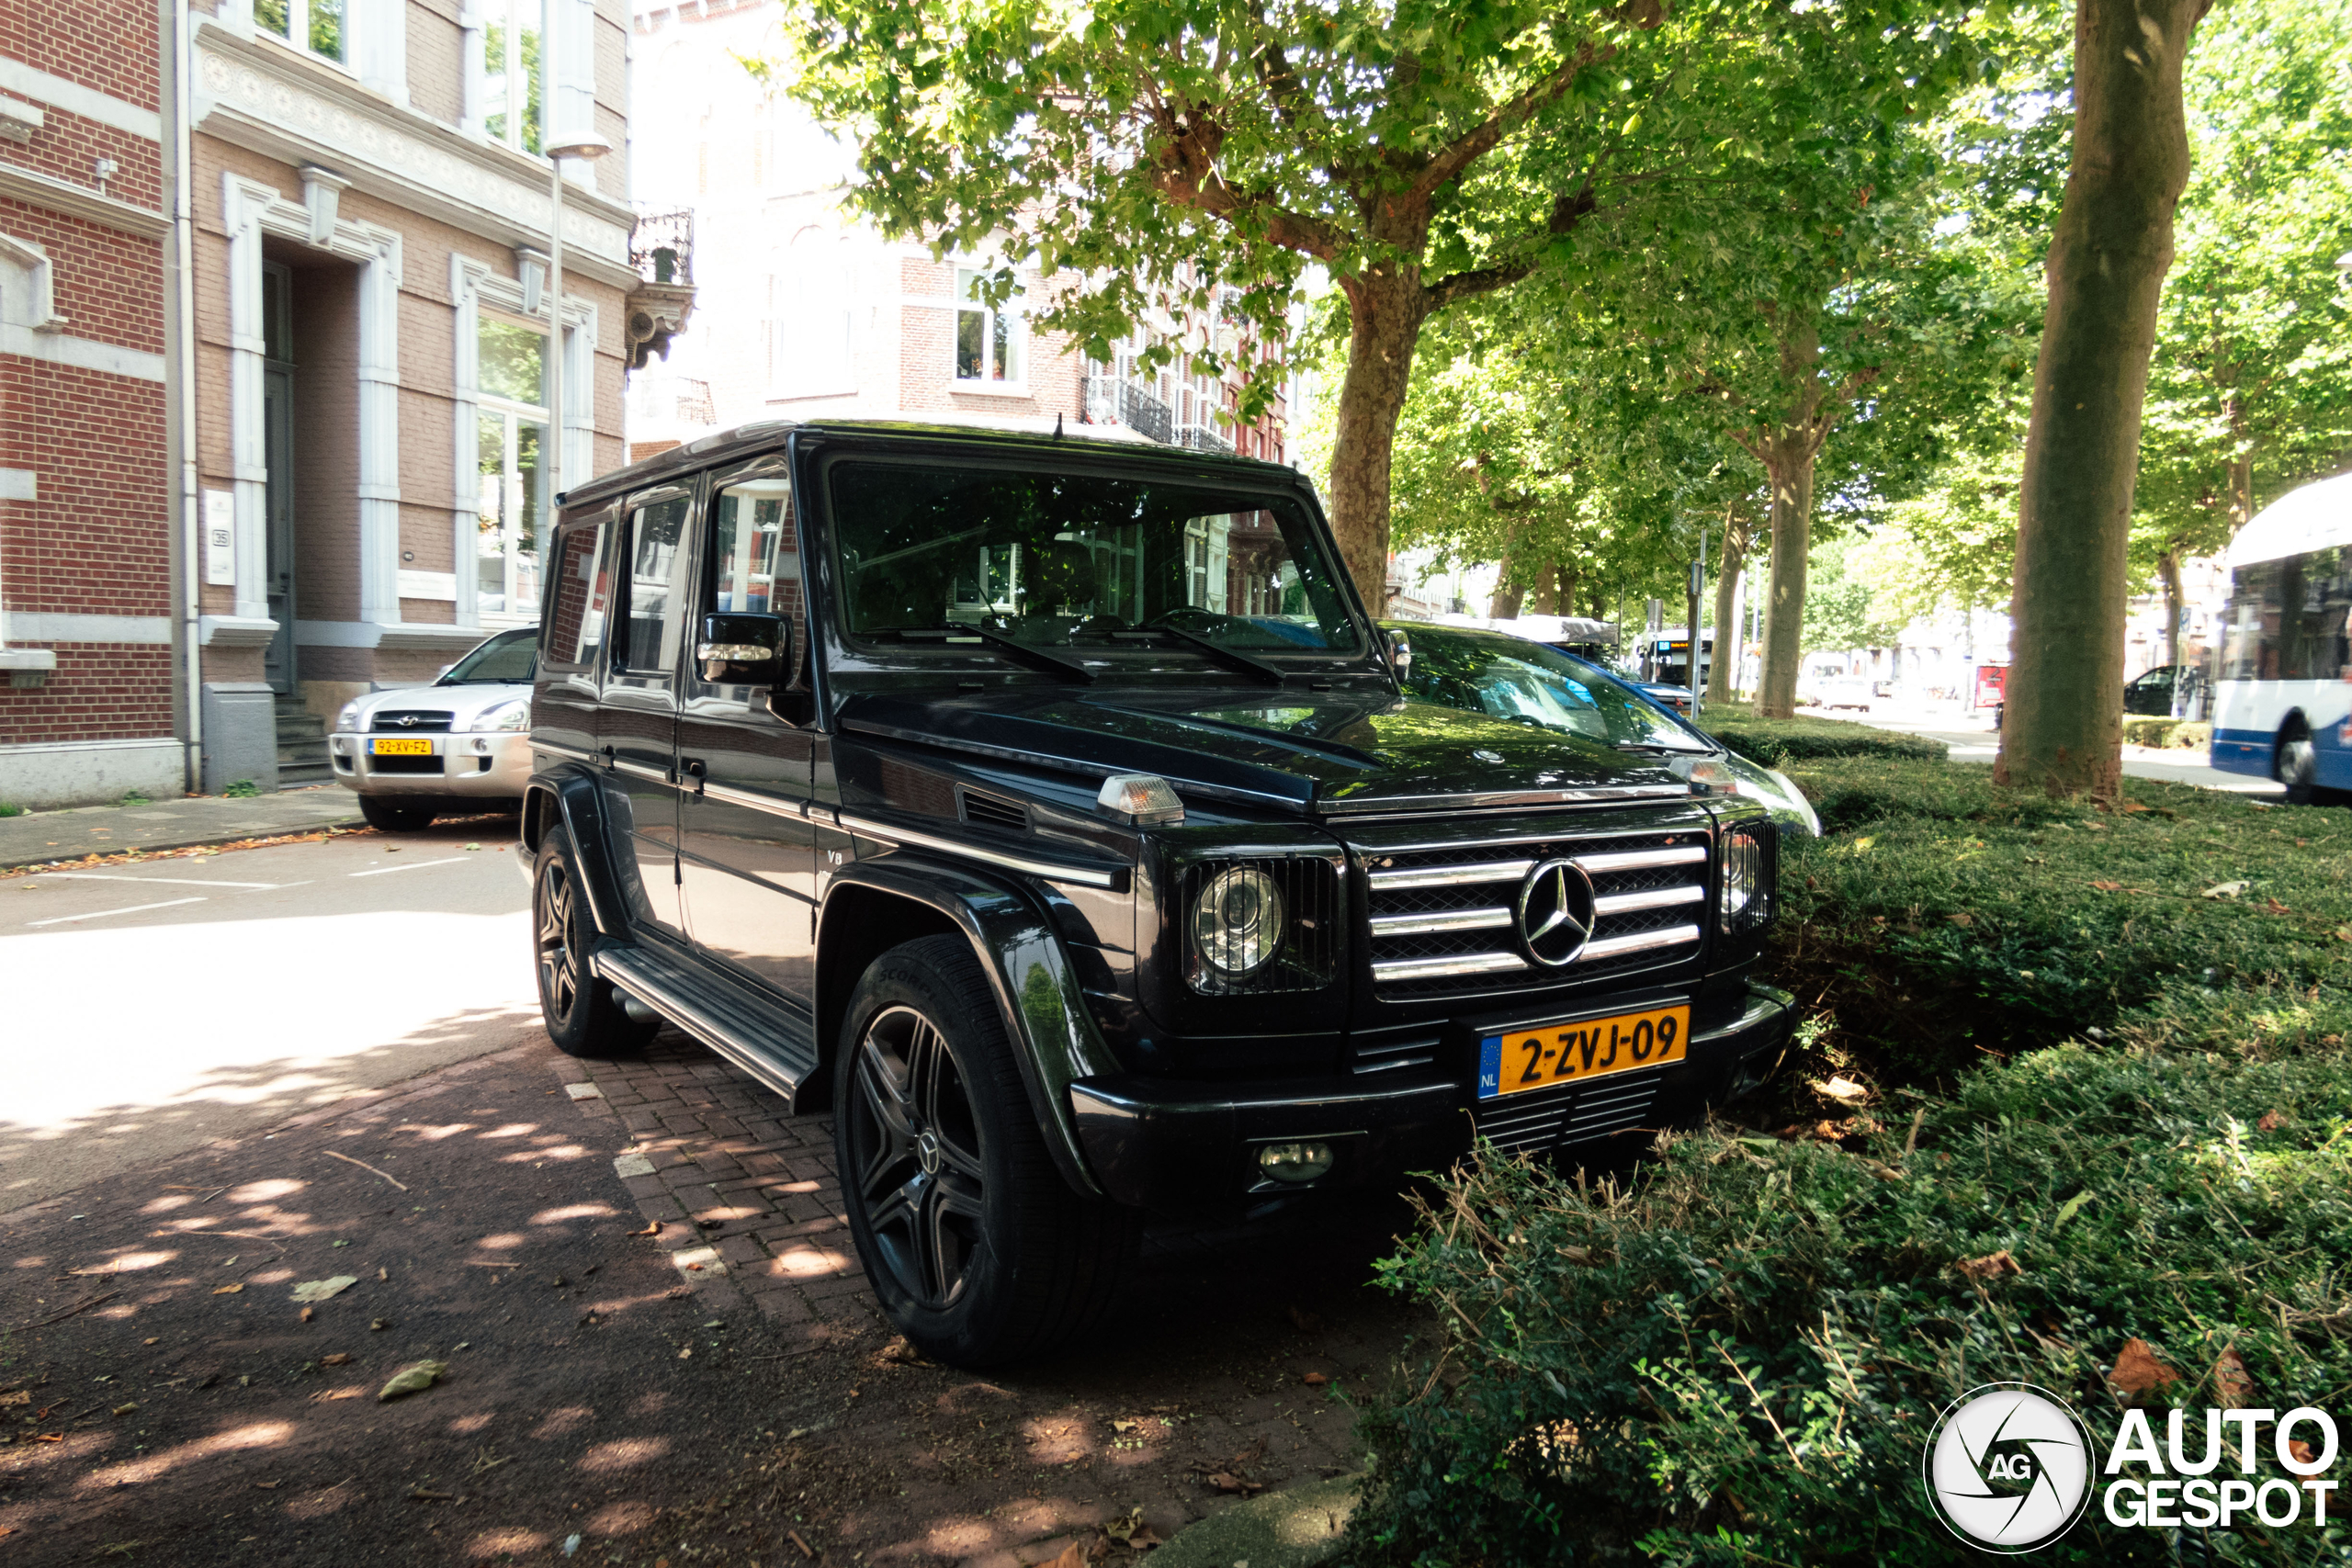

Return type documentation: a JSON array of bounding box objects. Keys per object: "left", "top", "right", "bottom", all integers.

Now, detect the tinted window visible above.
[
  {"left": 543, "top": 519, "right": 609, "bottom": 668},
  {"left": 618, "top": 495, "right": 694, "bottom": 673},
  {"left": 827, "top": 462, "right": 1360, "bottom": 655}
]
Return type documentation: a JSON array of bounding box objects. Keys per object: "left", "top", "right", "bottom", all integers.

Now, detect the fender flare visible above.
[
  {"left": 820, "top": 856, "right": 1120, "bottom": 1201},
  {"left": 523, "top": 766, "right": 628, "bottom": 942}
]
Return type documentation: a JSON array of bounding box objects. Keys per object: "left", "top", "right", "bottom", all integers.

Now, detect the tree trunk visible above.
[
  {"left": 2158, "top": 548, "right": 2184, "bottom": 671},
  {"left": 1557, "top": 566, "right": 1578, "bottom": 626},
  {"left": 1325, "top": 268, "right": 1430, "bottom": 612},
  {"left": 1488, "top": 579, "right": 1526, "bottom": 620},
  {"left": 1996, "top": 0, "right": 2209, "bottom": 800},
  {"left": 1755, "top": 450, "right": 1815, "bottom": 718},
  {"left": 1706, "top": 524, "right": 1748, "bottom": 705}
]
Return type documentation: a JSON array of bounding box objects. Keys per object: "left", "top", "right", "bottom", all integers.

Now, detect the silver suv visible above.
[{"left": 329, "top": 627, "right": 537, "bottom": 831}]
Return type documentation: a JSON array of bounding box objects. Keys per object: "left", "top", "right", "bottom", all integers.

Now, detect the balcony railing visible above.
[
  {"left": 1084, "top": 371, "right": 1175, "bottom": 444},
  {"left": 629, "top": 209, "right": 694, "bottom": 287},
  {"left": 1175, "top": 423, "right": 1233, "bottom": 455}
]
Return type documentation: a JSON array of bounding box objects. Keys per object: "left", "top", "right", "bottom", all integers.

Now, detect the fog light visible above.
[{"left": 1258, "top": 1141, "right": 1334, "bottom": 1184}]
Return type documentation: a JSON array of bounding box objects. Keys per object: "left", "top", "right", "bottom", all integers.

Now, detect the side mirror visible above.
[
  {"left": 696, "top": 612, "right": 789, "bottom": 687},
  {"left": 1385, "top": 627, "right": 1413, "bottom": 678}
]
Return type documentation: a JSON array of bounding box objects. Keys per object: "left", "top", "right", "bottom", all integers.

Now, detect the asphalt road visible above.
[{"left": 0, "top": 820, "right": 538, "bottom": 1213}]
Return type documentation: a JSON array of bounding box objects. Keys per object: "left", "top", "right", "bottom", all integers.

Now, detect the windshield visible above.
[
  {"left": 440, "top": 627, "right": 537, "bottom": 684},
  {"left": 1400, "top": 628, "right": 1709, "bottom": 751},
  {"left": 827, "top": 461, "right": 1361, "bottom": 656}
]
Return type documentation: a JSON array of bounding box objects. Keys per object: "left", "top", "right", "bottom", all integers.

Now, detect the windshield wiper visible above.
[
  {"left": 1613, "top": 739, "right": 1713, "bottom": 755},
  {"left": 890, "top": 625, "right": 1094, "bottom": 684},
  {"left": 1113, "top": 626, "right": 1285, "bottom": 685}
]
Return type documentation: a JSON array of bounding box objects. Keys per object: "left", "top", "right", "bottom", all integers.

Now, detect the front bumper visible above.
[
  {"left": 1068, "top": 981, "right": 1792, "bottom": 1211},
  {"left": 330, "top": 730, "right": 533, "bottom": 799}
]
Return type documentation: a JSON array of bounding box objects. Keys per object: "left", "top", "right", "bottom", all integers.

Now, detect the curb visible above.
[{"left": 0, "top": 815, "right": 369, "bottom": 872}]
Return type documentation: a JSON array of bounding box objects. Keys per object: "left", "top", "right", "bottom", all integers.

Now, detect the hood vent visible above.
[{"left": 958, "top": 789, "right": 1030, "bottom": 833}]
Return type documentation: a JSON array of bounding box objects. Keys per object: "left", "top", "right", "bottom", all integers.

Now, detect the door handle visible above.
[{"left": 680, "top": 757, "right": 707, "bottom": 794}]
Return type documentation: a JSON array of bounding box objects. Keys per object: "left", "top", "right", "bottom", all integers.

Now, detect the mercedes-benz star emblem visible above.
[{"left": 1515, "top": 858, "right": 1597, "bottom": 967}]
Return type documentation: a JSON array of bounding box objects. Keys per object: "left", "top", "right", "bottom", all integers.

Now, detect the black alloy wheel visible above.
[
  {"left": 531, "top": 829, "right": 654, "bottom": 1059},
  {"left": 842, "top": 1004, "right": 988, "bottom": 1311},
  {"left": 833, "top": 935, "right": 1139, "bottom": 1365}
]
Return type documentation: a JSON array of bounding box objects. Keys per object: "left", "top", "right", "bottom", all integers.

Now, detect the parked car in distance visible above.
[
  {"left": 1631, "top": 679, "right": 1692, "bottom": 714},
  {"left": 1389, "top": 622, "right": 1819, "bottom": 838},
  {"left": 1802, "top": 676, "right": 1875, "bottom": 711},
  {"left": 329, "top": 626, "right": 537, "bottom": 831},
  {"left": 519, "top": 419, "right": 1792, "bottom": 1367},
  {"left": 2124, "top": 664, "right": 2181, "bottom": 716}
]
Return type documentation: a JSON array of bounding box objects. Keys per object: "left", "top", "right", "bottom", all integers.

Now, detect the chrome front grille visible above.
[
  {"left": 1358, "top": 829, "right": 1711, "bottom": 1000},
  {"left": 372, "top": 710, "right": 455, "bottom": 733},
  {"left": 1475, "top": 1069, "right": 1665, "bottom": 1154}
]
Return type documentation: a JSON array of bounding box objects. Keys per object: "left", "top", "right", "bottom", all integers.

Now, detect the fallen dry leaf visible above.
[
  {"left": 0, "top": 1392, "right": 27, "bottom": 1408},
  {"left": 300, "top": 1307, "right": 314, "bottom": 1324},
  {"left": 252, "top": 1481, "right": 278, "bottom": 1491},
  {"left": 2109, "top": 1337, "right": 2182, "bottom": 1400},
  {"left": 378, "top": 1359, "right": 447, "bottom": 1403},
  {"left": 628, "top": 1221, "right": 662, "bottom": 1237},
  {"left": 212, "top": 1283, "right": 243, "bottom": 1295},
  {"left": 2291, "top": 1438, "right": 2318, "bottom": 1467},
  {"left": 1946, "top": 912, "right": 1974, "bottom": 927},
  {"left": 1303, "top": 1371, "right": 1330, "bottom": 1387},
  {"left": 1037, "top": 1541, "right": 1089, "bottom": 1568},
  {"left": 1205, "top": 1472, "right": 1265, "bottom": 1496},
  {"left": 2258, "top": 1111, "right": 2287, "bottom": 1132},
  {"left": 1956, "top": 1251, "right": 2021, "bottom": 1282},
  {"left": 2213, "top": 1348, "right": 2256, "bottom": 1408},
  {"left": 321, "top": 1353, "right": 352, "bottom": 1367},
  {"left": 2202, "top": 881, "right": 2249, "bottom": 900},
  {"left": 141, "top": 1338, "right": 158, "bottom": 1348},
  {"left": 2091, "top": 880, "right": 2123, "bottom": 893},
  {"left": 290, "top": 1276, "right": 356, "bottom": 1303},
  {"left": 110, "top": 1403, "right": 137, "bottom": 1417}
]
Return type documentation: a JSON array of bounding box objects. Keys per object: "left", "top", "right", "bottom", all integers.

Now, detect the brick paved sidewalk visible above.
[
  {"left": 0, "top": 787, "right": 368, "bottom": 870},
  {"left": 548, "top": 1032, "right": 869, "bottom": 1337}
]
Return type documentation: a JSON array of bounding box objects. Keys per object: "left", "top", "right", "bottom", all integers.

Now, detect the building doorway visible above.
[{"left": 261, "top": 260, "right": 297, "bottom": 694}]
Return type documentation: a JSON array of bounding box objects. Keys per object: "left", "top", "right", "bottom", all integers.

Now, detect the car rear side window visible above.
[{"left": 543, "top": 518, "right": 610, "bottom": 669}]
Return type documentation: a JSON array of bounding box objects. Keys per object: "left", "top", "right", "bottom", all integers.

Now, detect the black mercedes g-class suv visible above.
[{"left": 519, "top": 418, "right": 1790, "bottom": 1366}]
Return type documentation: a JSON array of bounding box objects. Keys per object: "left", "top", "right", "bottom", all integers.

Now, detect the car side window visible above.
[
  {"left": 700, "top": 473, "right": 807, "bottom": 694},
  {"left": 543, "top": 518, "right": 611, "bottom": 670},
  {"left": 616, "top": 493, "right": 694, "bottom": 675}
]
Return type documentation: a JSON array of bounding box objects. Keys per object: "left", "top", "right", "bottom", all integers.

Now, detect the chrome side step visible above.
[{"left": 594, "top": 944, "right": 819, "bottom": 1111}]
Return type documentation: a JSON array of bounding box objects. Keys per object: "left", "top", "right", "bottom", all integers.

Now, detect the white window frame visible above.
[
  {"left": 952, "top": 265, "right": 1027, "bottom": 393},
  {"left": 473, "top": 309, "right": 553, "bottom": 627},
  {"left": 475, "top": 0, "right": 545, "bottom": 155},
  {"left": 252, "top": 0, "right": 355, "bottom": 70}
]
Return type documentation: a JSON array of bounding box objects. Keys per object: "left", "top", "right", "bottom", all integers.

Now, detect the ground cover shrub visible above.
[
  {"left": 1352, "top": 749, "right": 2352, "bottom": 1564},
  {"left": 2122, "top": 717, "right": 2213, "bottom": 750},
  {"left": 1770, "top": 755, "right": 2352, "bottom": 1077},
  {"left": 0, "top": 800, "right": 20, "bottom": 818},
  {"left": 1696, "top": 704, "right": 1947, "bottom": 768},
  {"left": 1351, "top": 1043, "right": 2352, "bottom": 1565}
]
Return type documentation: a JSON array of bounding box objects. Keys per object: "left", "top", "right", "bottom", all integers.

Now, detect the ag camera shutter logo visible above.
[{"left": 1923, "top": 1383, "right": 2095, "bottom": 1552}]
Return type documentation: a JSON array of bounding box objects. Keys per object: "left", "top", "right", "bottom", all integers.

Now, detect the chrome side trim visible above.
[
  {"left": 1577, "top": 923, "right": 1702, "bottom": 962},
  {"left": 1371, "top": 951, "right": 1530, "bottom": 983},
  {"left": 702, "top": 781, "right": 806, "bottom": 819},
  {"left": 1366, "top": 859, "right": 1534, "bottom": 891},
  {"left": 611, "top": 758, "right": 674, "bottom": 786},
  {"left": 1321, "top": 783, "right": 1692, "bottom": 815},
  {"left": 1574, "top": 845, "right": 1709, "bottom": 874},
  {"left": 1368, "top": 906, "right": 1514, "bottom": 937},
  {"left": 1592, "top": 886, "right": 1704, "bottom": 917},
  {"left": 838, "top": 809, "right": 1129, "bottom": 892},
  {"left": 531, "top": 739, "right": 595, "bottom": 764}
]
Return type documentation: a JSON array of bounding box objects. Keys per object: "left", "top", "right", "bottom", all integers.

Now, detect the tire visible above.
[
  {"left": 2276, "top": 721, "right": 2319, "bottom": 807},
  {"left": 360, "top": 795, "right": 437, "bottom": 832},
  {"left": 532, "top": 827, "right": 657, "bottom": 1059},
  {"left": 833, "top": 935, "right": 1140, "bottom": 1367}
]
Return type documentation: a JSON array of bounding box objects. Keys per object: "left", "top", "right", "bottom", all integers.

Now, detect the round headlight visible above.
[
  {"left": 1191, "top": 866, "right": 1285, "bottom": 977},
  {"left": 1720, "top": 826, "right": 1766, "bottom": 928}
]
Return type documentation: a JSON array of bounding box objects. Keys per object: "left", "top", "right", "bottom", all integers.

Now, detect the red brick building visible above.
[
  {"left": 0, "top": 0, "right": 178, "bottom": 807},
  {"left": 0, "top": 0, "right": 685, "bottom": 807}
]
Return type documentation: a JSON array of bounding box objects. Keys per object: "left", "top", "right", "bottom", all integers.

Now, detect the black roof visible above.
[{"left": 560, "top": 415, "right": 1303, "bottom": 512}]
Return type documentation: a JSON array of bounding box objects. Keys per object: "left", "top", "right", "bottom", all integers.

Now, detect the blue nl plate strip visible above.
[{"left": 1477, "top": 1035, "right": 1502, "bottom": 1100}]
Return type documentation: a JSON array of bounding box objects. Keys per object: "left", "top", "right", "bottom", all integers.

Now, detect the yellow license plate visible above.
[
  {"left": 1478, "top": 1004, "right": 1690, "bottom": 1100},
  {"left": 370, "top": 738, "right": 434, "bottom": 756}
]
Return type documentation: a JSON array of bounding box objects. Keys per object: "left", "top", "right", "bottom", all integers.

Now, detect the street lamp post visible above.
[{"left": 541, "top": 2, "right": 611, "bottom": 505}]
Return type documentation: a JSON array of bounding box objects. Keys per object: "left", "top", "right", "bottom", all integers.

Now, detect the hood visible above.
[
  {"left": 355, "top": 680, "right": 530, "bottom": 724},
  {"left": 838, "top": 687, "right": 1690, "bottom": 815}
]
